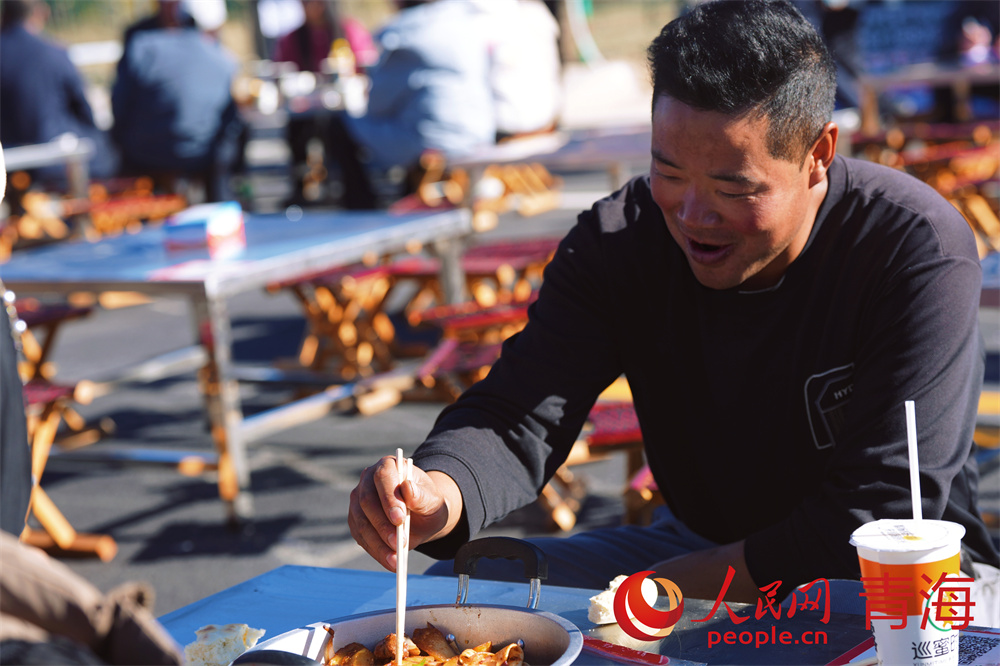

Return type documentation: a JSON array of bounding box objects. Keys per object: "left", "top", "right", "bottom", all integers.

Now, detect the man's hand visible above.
[
  {"left": 348, "top": 456, "right": 463, "bottom": 571},
  {"left": 652, "top": 540, "right": 761, "bottom": 604}
]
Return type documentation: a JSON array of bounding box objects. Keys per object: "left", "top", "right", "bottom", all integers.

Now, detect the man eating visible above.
[{"left": 348, "top": 0, "right": 999, "bottom": 618}]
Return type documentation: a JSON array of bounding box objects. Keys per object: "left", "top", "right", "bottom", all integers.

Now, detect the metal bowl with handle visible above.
[{"left": 237, "top": 537, "right": 583, "bottom": 665}]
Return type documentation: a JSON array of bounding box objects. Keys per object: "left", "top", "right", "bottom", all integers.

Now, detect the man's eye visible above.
[{"left": 720, "top": 190, "right": 752, "bottom": 199}]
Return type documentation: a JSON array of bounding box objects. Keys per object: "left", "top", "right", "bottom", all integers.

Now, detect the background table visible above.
[
  {"left": 158, "top": 565, "right": 871, "bottom": 665},
  {"left": 0, "top": 208, "right": 472, "bottom": 523},
  {"left": 3, "top": 136, "right": 95, "bottom": 198},
  {"left": 858, "top": 61, "right": 1000, "bottom": 135},
  {"left": 450, "top": 124, "right": 651, "bottom": 193}
]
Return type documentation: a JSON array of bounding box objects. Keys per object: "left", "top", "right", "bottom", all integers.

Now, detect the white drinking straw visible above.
[
  {"left": 905, "top": 400, "right": 922, "bottom": 521},
  {"left": 395, "top": 449, "right": 412, "bottom": 665}
]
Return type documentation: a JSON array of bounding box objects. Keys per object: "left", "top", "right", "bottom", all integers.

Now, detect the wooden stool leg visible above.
[
  {"left": 23, "top": 397, "right": 119, "bottom": 560},
  {"left": 539, "top": 484, "right": 577, "bottom": 532},
  {"left": 20, "top": 526, "right": 118, "bottom": 562},
  {"left": 24, "top": 486, "right": 77, "bottom": 549}
]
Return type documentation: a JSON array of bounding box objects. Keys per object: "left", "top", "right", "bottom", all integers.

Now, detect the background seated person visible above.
[
  {"left": 0, "top": 0, "right": 117, "bottom": 183},
  {"left": 120, "top": 0, "right": 195, "bottom": 53},
  {"left": 348, "top": 0, "right": 1000, "bottom": 623},
  {"left": 272, "top": 0, "right": 375, "bottom": 206},
  {"left": 325, "top": 0, "right": 495, "bottom": 209},
  {"left": 272, "top": 0, "right": 374, "bottom": 74},
  {"left": 475, "top": 0, "right": 562, "bottom": 140},
  {"left": 110, "top": 0, "right": 243, "bottom": 203}
]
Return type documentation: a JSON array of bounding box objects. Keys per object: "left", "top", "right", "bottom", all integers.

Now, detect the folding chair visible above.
[
  {"left": 371, "top": 292, "right": 535, "bottom": 406},
  {"left": 389, "top": 236, "right": 560, "bottom": 311},
  {"left": 20, "top": 379, "right": 117, "bottom": 561},
  {"left": 267, "top": 263, "right": 397, "bottom": 380},
  {"left": 8, "top": 296, "right": 115, "bottom": 559},
  {"left": 14, "top": 299, "right": 94, "bottom": 381},
  {"left": 539, "top": 397, "right": 648, "bottom": 531}
]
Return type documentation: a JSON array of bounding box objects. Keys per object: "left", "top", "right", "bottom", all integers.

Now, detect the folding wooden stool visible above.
[
  {"left": 537, "top": 399, "right": 648, "bottom": 531},
  {"left": 407, "top": 296, "right": 535, "bottom": 345},
  {"left": 400, "top": 295, "right": 535, "bottom": 402},
  {"left": 14, "top": 300, "right": 94, "bottom": 381},
  {"left": 623, "top": 465, "right": 665, "bottom": 527},
  {"left": 976, "top": 387, "right": 999, "bottom": 533},
  {"left": 410, "top": 338, "right": 505, "bottom": 402},
  {"left": 388, "top": 236, "right": 561, "bottom": 311},
  {"left": 856, "top": 124, "right": 1000, "bottom": 257},
  {"left": 0, "top": 174, "right": 187, "bottom": 259},
  {"left": 20, "top": 379, "right": 117, "bottom": 561},
  {"left": 268, "top": 263, "right": 397, "bottom": 379}
]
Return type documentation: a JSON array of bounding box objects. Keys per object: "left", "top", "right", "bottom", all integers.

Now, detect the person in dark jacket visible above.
[
  {"left": 110, "top": 0, "right": 242, "bottom": 203},
  {"left": 0, "top": 147, "right": 31, "bottom": 539},
  {"left": 347, "top": 0, "right": 999, "bottom": 622},
  {"left": 0, "top": 0, "right": 117, "bottom": 182},
  {"left": 120, "top": 0, "right": 195, "bottom": 52}
]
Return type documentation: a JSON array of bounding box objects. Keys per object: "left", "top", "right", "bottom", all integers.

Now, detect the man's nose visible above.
[{"left": 676, "top": 187, "right": 718, "bottom": 226}]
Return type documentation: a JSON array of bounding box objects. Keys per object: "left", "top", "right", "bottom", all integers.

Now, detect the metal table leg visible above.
[
  {"left": 433, "top": 236, "right": 467, "bottom": 305},
  {"left": 190, "top": 292, "right": 254, "bottom": 525}
]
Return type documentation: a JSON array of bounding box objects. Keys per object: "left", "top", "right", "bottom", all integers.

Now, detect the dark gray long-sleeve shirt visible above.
[{"left": 414, "top": 156, "right": 998, "bottom": 593}]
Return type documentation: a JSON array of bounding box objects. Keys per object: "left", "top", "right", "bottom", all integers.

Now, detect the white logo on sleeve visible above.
[{"left": 804, "top": 363, "right": 855, "bottom": 450}]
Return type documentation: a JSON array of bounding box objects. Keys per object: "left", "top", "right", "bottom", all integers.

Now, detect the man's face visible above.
[{"left": 650, "top": 95, "right": 828, "bottom": 291}]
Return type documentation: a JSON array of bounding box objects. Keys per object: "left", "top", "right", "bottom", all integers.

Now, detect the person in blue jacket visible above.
[
  {"left": 0, "top": 0, "right": 117, "bottom": 183},
  {"left": 111, "top": 0, "right": 243, "bottom": 203},
  {"left": 325, "top": 0, "right": 496, "bottom": 209}
]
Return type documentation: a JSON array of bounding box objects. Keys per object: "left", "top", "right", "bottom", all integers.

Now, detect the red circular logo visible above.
[{"left": 612, "top": 571, "right": 685, "bottom": 641}]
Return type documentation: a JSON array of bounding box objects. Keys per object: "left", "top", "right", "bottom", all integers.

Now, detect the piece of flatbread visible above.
[
  {"left": 588, "top": 575, "right": 658, "bottom": 625},
  {"left": 184, "top": 623, "right": 266, "bottom": 666}
]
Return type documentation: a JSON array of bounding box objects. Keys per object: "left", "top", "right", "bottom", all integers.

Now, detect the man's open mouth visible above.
[
  {"left": 685, "top": 237, "right": 732, "bottom": 265},
  {"left": 691, "top": 240, "right": 723, "bottom": 252}
]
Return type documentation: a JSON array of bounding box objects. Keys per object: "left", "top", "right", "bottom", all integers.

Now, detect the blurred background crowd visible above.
[{"left": 1, "top": 0, "right": 997, "bottom": 218}]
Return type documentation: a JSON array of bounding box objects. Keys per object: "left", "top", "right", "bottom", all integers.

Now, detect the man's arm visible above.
[
  {"left": 410, "top": 212, "right": 626, "bottom": 556},
  {"left": 348, "top": 209, "right": 625, "bottom": 567}
]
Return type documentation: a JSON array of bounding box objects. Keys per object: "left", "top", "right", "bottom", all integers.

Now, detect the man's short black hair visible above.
[{"left": 648, "top": 0, "right": 836, "bottom": 163}]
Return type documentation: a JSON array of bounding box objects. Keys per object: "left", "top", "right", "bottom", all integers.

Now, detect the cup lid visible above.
[{"left": 849, "top": 519, "right": 966, "bottom": 552}]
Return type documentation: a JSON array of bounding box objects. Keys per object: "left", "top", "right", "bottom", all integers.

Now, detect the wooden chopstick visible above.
[{"left": 395, "top": 449, "right": 413, "bottom": 666}]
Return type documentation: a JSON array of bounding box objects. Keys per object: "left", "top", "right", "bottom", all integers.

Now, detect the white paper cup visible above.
[{"left": 850, "top": 519, "right": 968, "bottom": 666}]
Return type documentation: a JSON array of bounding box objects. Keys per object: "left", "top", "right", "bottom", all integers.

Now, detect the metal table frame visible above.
[
  {"left": 449, "top": 124, "right": 652, "bottom": 193},
  {"left": 3, "top": 136, "right": 95, "bottom": 198},
  {"left": 857, "top": 61, "right": 1000, "bottom": 135},
  {"left": 0, "top": 208, "right": 472, "bottom": 523}
]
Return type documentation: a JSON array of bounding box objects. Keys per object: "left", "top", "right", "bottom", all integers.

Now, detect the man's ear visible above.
[{"left": 807, "top": 122, "right": 838, "bottom": 187}]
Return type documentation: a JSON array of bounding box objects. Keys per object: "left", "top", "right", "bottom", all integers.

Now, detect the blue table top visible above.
[
  {"left": 159, "top": 566, "right": 595, "bottom": 647},
  {"left": 157, "top": 565, "right": 870, "bottom": 665},
  {"left": 0, "top": 208, "right": 471, "bottom": 298}
]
